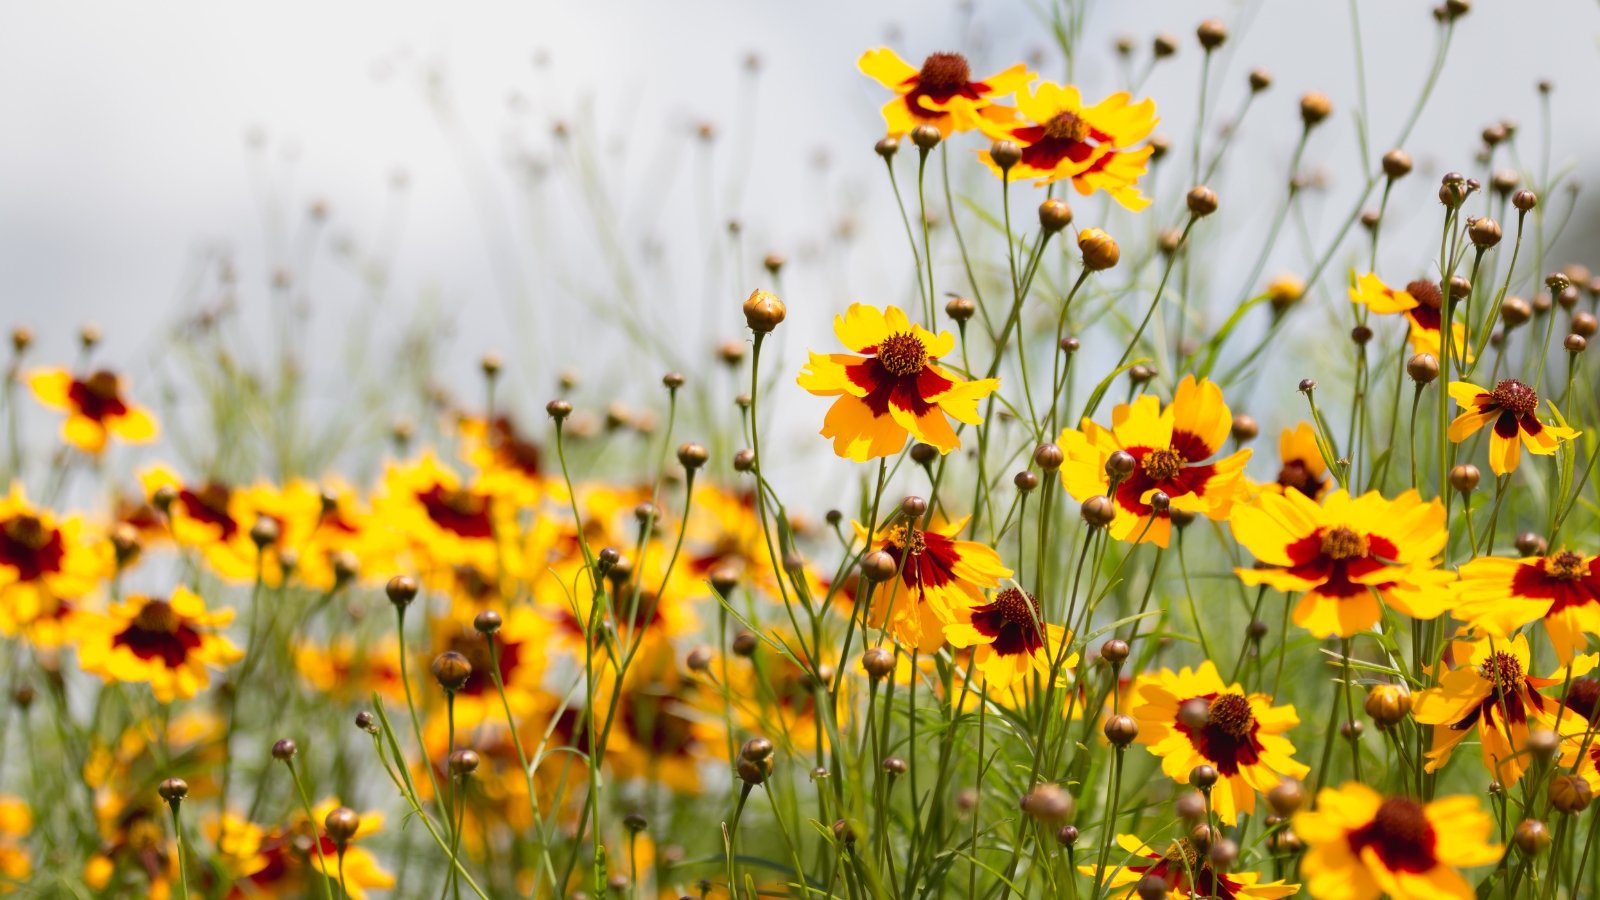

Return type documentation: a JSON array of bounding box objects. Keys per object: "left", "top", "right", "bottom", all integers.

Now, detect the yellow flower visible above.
[
  {"left": 1079, "top": 833, "right": 1298, "bottom": 898},
  {"left": 1412, "top": 633, "right": 1590, "bottom": 786},
  {"left": 853, "top": 515, "right": 1011, "bottom": 652},
  {"left": 858, "top": 48, "right": 1032, "bottom": 137},
  {"left": 978, "top": 81, "right": 1158, "bottom": 209},
  {"left": 1128, "top": 661, "right": 1309, "bottom": 824},
  {"left": 1447, "top": 379, "right": 1580, "bottom": 475},
  {"left": 944, "top": 586, "right": 1072, "bottom": 690},
  {"left": 427, "top": 604, "right": 551, "bottom": 729},
  {"left": 294, "top": 636, "right": 407, "bottom": 704},
  {"left": 1058, "top": 375, "right": 1251, "bottom": 548},
  {"left": 1347, "top": 273, "right": 1471, "bottom": 362},
  {"left": 76, "top": 587, "right": 243, "bottom": 703},
  {"left": 27, "top": 367, "right": 158, "bottom": 453},
  {"left": 1295, "top": 783, "right": 1500, "bottom": 900},
  {"left": 307, "top": 800, "right": 396, "bottom": 900},
  {"left": 0, "top": 483, "right": 111, "bottom": 644},
  {"left": 373, "top": 452, "right": 518, "bottom": 584},
  {"left": 798, "top": 304, "right": 998, "bottom": 462},
  {"left": 84, "top": 792, "right": 178, "bottom": 899},
  {"left": 1253, "top": 422, "right": 1330, "bottom": 500},
  {"left": 1453, "top": 549, "right": 1600, "bottom": 662},
  {"left": 0, "top": 797, "right": 31, "bottom": 890},
  {"left": 1230, "top": 488, "right": 1453, "bottom": 638}
]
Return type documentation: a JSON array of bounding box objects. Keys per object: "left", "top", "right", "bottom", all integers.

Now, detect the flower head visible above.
[
  {"left": 944, "top": 586, "right": 1072, "bottom": 690},
  {"left": 853, "top": 515, "right": 1010, "bottom": 652},
  {"left": 77, "top": 587, "right": 243, "bottom": 702},
  {"left": 306, "top": 800, "right": 396, "bottom": 900},
  {"left": 1454, "top": 550, "right": 1600, "bottom": 662},
  {"left": 798, "top": 304, "right": 998, "bottom": 462},
  {"left": 0, "top": 483, "right": 110, "bottom": 644},
  {"left": 978, "top": 82, "right": 1158, "bottom": 209},
  {"left": 1257, "top": 422, "right": 1330, "bottom": 500},
  {"left": 1129, "top": 661, "right": 1309, "bottom": 824},
  {"left": 1448, "top": 379, "right": 1579, "bottom": 475},
  {"left": 1231, "top": 488, "right": 1453, "bottom": 638},
  {"left": 1295, "top": 783, "right": 1500, "bottom": 900},
  {"left": 1412, "top": 633, "right": 1587, "bottom": 786},
  {"left": 1347, "top": 273, "right": 1471, "bottom": 362},
  {"left": 1058, "top": 376, "right": 1251, "bottom": 548},
  {"left": 858, "top": 48, "right": 1032, "bottom": 137},
  {"left": 1079, "top": 833, "right": 1298, "bottom": 898},
  {"left": 27, "top": 367, "right": 158, "bottom": 453}
]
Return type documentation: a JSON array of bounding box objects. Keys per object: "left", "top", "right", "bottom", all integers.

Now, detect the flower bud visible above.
[
  {"left": 1081, "top": 496, "right": 1115, "bottom": 528},
  {"left": 1468, "top": 217, "right": 1502, "bottom": 248},
  {"left": 1248, "top": 68, "right": 1273, "bottom": 92},
  {"left": 1514, "top": 819, "right": 1551, "bottom": 856},
  {"left": 875, "top": 137, "right": 899, "bottom": 159},
  {"left": 946, "top": 297, "right": 977, "bottom": 323},
  {"left": 1152, "top": 33, "right": 1180, "bottom": 58},
  {"left": 1038, "top": 198, "right": 1073, "bottom": 233},
  {"left": 1020, "top": 783, "right": 1075, "bottom": 822},
  {"left": 431, "top": 651, "right": 472, "bottom": 692},
  {"left": 1566, "top": 334, "right": 1588, "bottom": 354},
  {"left": 386, "top": 575, "right": 418, "bottom": 608},
  {"left": 546, "top": 399, "right": 572, "bottom": 421},
  {"left": 1406, "top": 353, "right": 1439, "bottom": 384},
  {"left": 1515, "top": 532, "right": 1548, "bottom": 557},
  {"left": 732, "top": 448, "right": 755, "bottom": 472},
  {"left": 1014, "top": 471, "right": 1039, "bottom": 493},
  {"left": 732, "top": 630, "right": 759, "bottom": 657},
  {"left": 1078, "top": 228, "right": 1120, "bottom": 271},
  {"left": 1364, "top": 684, "right": 1412, "bottom": 728},
  {"left": 1033, "top": 443, "right": 1064, "bottom": 471},
  {"left": 1231, "top": 415, "right": 1259, "bottom": 443},
  {"left": 1501, "top": 296, "right": 1532, "bottom": 327},
  {"left": 742, "top": 289, "right": 786, "bottom": 333},
  {"left": 158, "top": 778, "right": 189, "bottom": 804},
  {"left": 677, "top": 442, "right": 709, "bottom": 471},
  {"left": 1572, "top": 311, "right": 1598, "bottom": 337},
  {"left": 1551, "top": 775, "right": 1593, "bottom": 814},
  {"left": 325, "top": 807, "right": 361, "bottom": 845},
  {"left": 449, "top": 749, "right": 481, "bottom": 777},
  {"left": 1267, "top": 779, "right": 1305, "bottom": 815},
  {"left": 1186, "top": 186, "right": 1218, "bottom": 217},
  {"left": 1100, "top": 639, "right": 1130, "bottom": 665},
  {"left": 1103, "top": 713, "right": 1139, "bottom": 747},
  {"left": 883, "top": 756, "right": 908, "bottom": 776},
  {"left": 1300, "top": 92, "right": 1332, "bottom": 128},
  {"left": 1190, "top": 764, "right": 1218, "bottom": 789},
  {"left": 1448, "top": 465, "right": 1480, "bottom": 494},
  {"left": 1381, "top": 149, "right": 1412, "bottom": 180},
  {"left": 272, "top": 739, "right": 298, "bottom": 761},
  {"left": 473, "top": 610, "right": 502, "bottom": 635},
  {"left": 862, "top": 647, "right": 895, "bottom": 681},
  {"left": 1197, "top": 18, "right": 1227, "bottom": 50},
  {"left": 910, "top": 124, "right": 941, "bottom": 151},
  {"left": 861, "top": 551, "right": 898, "bottom": 583},
  {"left": 990, "top": 140, "right": 1021, "bottom": 172},
  {"left": 1106, "top": 450, "right": 1136, "bottom": 479},
  {"left": 1513, "top": 189, "right": 1538, "bottom": 212}
]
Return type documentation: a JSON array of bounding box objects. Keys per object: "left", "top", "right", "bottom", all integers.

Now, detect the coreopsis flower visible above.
[
  {"left": 1347, "top": 273, "right": 1471, "bottom": 361},
  {"left": 76, "top": 587, "right": 243, "bottom": 703},
  {"left": 857, "top": 48, "right": 1032, "bottom": 137},
  {"left": 139, "top": 465, "right": 248, "bottom": 560},
  {"left": 798, "top": 304, "right": 998, "bottom": 462},
  {"left": 978, "top": 82, "right": 1158, "bottom": 209},
  {"left": 944, "top": 586, "right": 1073, "bottom": 690},
  {"left": 373, "top": 452, "right": 516, "bottom": 578},
  {"left": 1079, "top": 834, "right": 1298, "bottom": 899},
  {"left": 204, "top": 813, "right": 272, "bottom": 893},
  {"left": 307, "top": 800, "right": 396, "bottom": 900},
  {"left": 294, "top": 637, "right": 406, "bottom": 703},
  {"left": 605, "top": 666, "right": 725, "bottom": 792},
  {"left": 84, "top": 794, "right": 178, "bottom": 899},
  {"left": 1295, "top": 783, "right": 1500, "bottom": 900},
  {"left": 1256, "top": 422, "right": 1330, "bottom": 499},
  {"left": 1058, "top": 375, "right": 1251, "bottom": 548},
  {"left": 1412, "top": 633, "right": 1588, "bottom": 786},
  {"left": 457, "top": 413, "right": 556, "bottom": 507},
  {"left": 26, "top": 367, "right": 158, "bottom": 453},
  {"left": 428, "top": 605, "right": 550, "bottom": 727},
  {"left": 1447, "top": 379, "right": 1580, "bottom": 475},
  {"left": 1129, "top": 661, "right": 1309, "bottom": 824},
  {"left": 0, "top": 483, "right": 110, "bottom": 643},
  {"left": 1454, "top": 549, "right": 1600, "bottom": 662},
  {"left": 1230, "top": 488, "right": 1453, "bottom": 638},
  {"left": 853, "top": 515, "right": 1011, "bottom": 652},
  {"left": 685, "top": 484, "right": 781, "bottom": 596},
  {"left": 0, "top": 797, "right": 30, "bottom": 889}
]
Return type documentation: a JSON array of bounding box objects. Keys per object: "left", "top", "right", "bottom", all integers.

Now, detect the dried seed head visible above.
[
  {"left": 1078, "top": 228, "right": 1121, "bottom": 271},
  {"left": 1038, "top": 198, "right": 1073, "bottom": 232},
  {"left": 324, "top": 807, "right": 361, "bottom": 845},
  {"left": 1299, "top": 92, "right": 1332, "bottom": 128},
  {"left": 431, "top": 651, "right": 472, "bottom": 692},
  {"left": 1406, "top": 353, "right": 1439, "bottom": 384},
  {"left": 990, "top": 140, "right": 1022, "bottom": 172},
  {"left": 742, "top": 289, "right": 786, "bottom": 333},
  {"left": 1186, "top": 185, "right": 1218, "bottom": 217}
]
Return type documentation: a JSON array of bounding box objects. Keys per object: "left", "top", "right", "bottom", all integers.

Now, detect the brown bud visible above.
[
  {"left": 1038, "top": 198, "right": 1073, "bottom": 233},
  {"left": 1197, "top": 18, "right": 1227, "bottom": 50},
  {"left": 875, "top": 137, "right": 899, "bottom": 159},
  {"left": 1103, "top": 713, "right": 1139, "bottom": 747},
  {"left": 732, "top": 630, "right": 759, "bottom": 657},
  {"left": 324, "top": 807, "right": 361, "bottom": 845},
  {"left": 1501, "top": 296, "right": 1532, "bottom": 327},
  {"left": 1515, "top": 532, "right": 1548, "bottom": 557},
  {"left": 1056, "top": 824, "right": 1080, "bottom": 847},
  {"left": 1152, "top": 33, "right": 1180, "bottom": 58},
  {"left": 449, "top": 749, "right": 481, "bottom": 777},
  {"left": 1491, "top": 168, "right": 1520, "bottom": 195},
  {"left": 249, "top": 516, "right": 279, "bottom": 550},
  {"left": 272, "top": 739, "right": 298, "bottom": 761},
  {"left": 882, "top": 756, "right": 908, "bottom": 776},
  {"left": 862, "top": 647, "right": 895, "bottom": 681},
  {"left": 861, "top": 551, "right": 898, "bottom": 583},
  {"left": 1081, "top": 495, "right": 1115, "bottom": 528},
  {"left": 945, "top": 297, "right": 977, "bottom": 323},
  {"left": 1186, "top": 185, "right": 1219, "bottom": 217},
  {"left": 546, "top": 399, "right": 573, "bottom": 421},
  {"left": 1513, "top": 189, "right": 1538, "bottom": 212},
  {"left": 472, "top": 610, "right": 502, "bottom": 635},
  {"left": 910, "top": 124, "right": 942, "bottom": 151},
  {"left": 1300, "top": 91, "right": 1332, "bottom": 128},
  {"left": 1231, "top": 415, "right": 1259, "bottom": 443},
  {"left": 1551, "top": 775, "right": 1593, "bottom": 814},
  {"left": 431, "top": 651, "right": 472, "bottom": 692},
  {"left": 1448, "top": 464, "right": 1480, "bottom": 494},
  {"left": 1514, "top": 819, "right": 1552, "bottom": 856},
  {"left": 1175, "top": 790, "right": 1207, "bottom": 820},
  {"left": 742, "top": 289, "right": 786, "bottom": 333},
  {"left": 1364, "top": 684, "right": 1412, "bottom": 728},
  {"left": 732, "top": 448, "right": 755, "bottom": 472},
  {"left": 1190, "top": 764, "right": 1218, "bottom": 789},
  {"left": 386, "top": 575, "right": 418, "bottom": 608},
  {"left": 677, "top": 442, "right": 709, "bottom": 470},
  {"left": 1100, "top": 639, "right": 1130, "bottom": 665},
  {"left": 1566, "top": 334, "right": 1588, "bottom": 354},
  {"left": 1178, "top": 698, "right": 1211, "bottom": 730},
  {"left": 1033, "top": 443, "right": 1064, "bottom": 471},
  {"left": 1267, "top": 779, "right": 1305, "bottom": 815},
  {"left": 1248, "top": 68, "right": 1273, "bottom": 92},
  {"left": 1106, "top": 449, "right": 1137, "bottom": 479},
  {"left": 158, "top": 778, "right": 189, "bottom": 804},
  {"left": 1406, "top": 353, "right": 1439, "bottom": 384},
  {"left": 1381, "top": 149, "right": 1412, "bottom": 180},
  {"left": 9, "top": 327, "right": 31, "bottom": 354},
  {"left": 1014, "top": 471, "right": 1039, "bottom": 493},
  {"left": 1137, "top": 875, "right": 1171, "bottom": 900},
  {"left": 1020, "top": 783, "right": 1075, "bottom": 822},
  {"left": 1468, "top": 217, "right": 1502, "bottom": 248},
  {"left": 1572, "top": 311, "right": 1598, "bottom": 337},
  {"left": 1078, "top": 228, "right": 1120, "bottom": 271},
  {"left": 990, "top": 140, "right": 1021, "bottom": 172}
]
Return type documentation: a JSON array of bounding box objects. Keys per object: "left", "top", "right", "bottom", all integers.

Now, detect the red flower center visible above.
[
  {"left": 1319, "top": 526, "right": 1368, "bottom": 561},
  {"left": 1547, "top": 550, "right": 1585, "bottom": 581},
  {"left": 1346, "top": 796, "right": 1438, "bottom": 873},
  {"left": 1404, "top": 280, "right": 1442, "bottom": 310},
  {"left": 917, "top": 52, "right": 972, "bottom": 93},
  {"left": 992, "top": 587, "right": 1041, "bottom": 627},
  {"left": 1275, "top": 460, "right": 1324, "bottom": 497},
  {"left": 970, "top": 587, "right": 1046, "bottom": 657},
  {"left": 114, "top": 599, "right": 203, "bottom": 667},
  {"left": 417, "top": 485, "right": 494, "bottom": 539},
  {"left": 1566, "top": 677, "right": 1600, "bottom": 720},
  {"left": 0, "top": 513, "right": 65, "bottom": 581},
  {"left": 876, "top": 332, "right": 929, "bottom": 377},
  {"left": 1140, "top": 447, "right": 1184, "bottom": 481},
  {"left": 1481, "top": 651, "right": 1525, "bottom": 693},
  {"left": 1491, "top": 379, "right": 1538, "bottom": 417},
  {"left": 1042, "top": 111, "right": 1090, "bottom": 143},
  {"left": 1206, "top": 693, "right": 1255, "bottom": 739}
]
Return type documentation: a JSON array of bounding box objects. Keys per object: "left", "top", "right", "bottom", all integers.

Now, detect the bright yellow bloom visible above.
[
  {"left": 978, "top": 82, "right": 1158, "bottom": 209},
  {"left": 798, "top": 304, "right": 998, "bottom": 462},
  {"left": 27, "top": 367, "right": 158, "bottom": 453},
  {"left": 1129, "top": 661, "right": 1309, "bottom": 824},
  {"left": 0, "top": 797, "right": 30, "bottom": 890},
  {"left": 858, "top": 48, "right": 1032, "bottom": 137},
  {"left": 294, "top": 636, "right": 407, "bottom": 704},
  {"left": 307, "top": 800, "right": 396, "bottom": 900},
  {"left": 1295, "top": 782, "right": 1500, "bottom": 900},
  {"left": 1079, "top": 833, "right": 1298, "bottom": 898},
  {"left": 1347, "top": 273, "right": 1471, "bottom": 362},
  {"left": 1231, "top": 488, "right": 1453, "bottom": 638},
  {"left": 1454, "top": 549, "right": 1600, "bottom": 662},
  {"left": 84, "top": 791, "right": 179, "bottom": 899},
  {"left": 1448, "top": 379, "right": 1579, "bottom": 475},
  {"left": 1253, "top": 422, "right": 1330, "bottom": 500},
  {"left": 1058, "top": 375, "right": 1251, "bottom": 548},
  {"left": 854, "top": 515, "right": 1010, "bottom": 652},
  {"left": 1412, "top": 633, "right": 1590, "bottom": 786},
  {"left": 944, "top": 586, "right": 1072, "bottom": 690},
  {"left": 428, "top": 604, "right": 550, "bottom": 729},
  {"left": 0, "top": 483, "right": 111, "bottom": 644},
  {"left": 76, "top": 587, "right": 242, "bottom": 702},
  {"left": 373, "top": 452, "right": 518, "bottom": 584}
]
